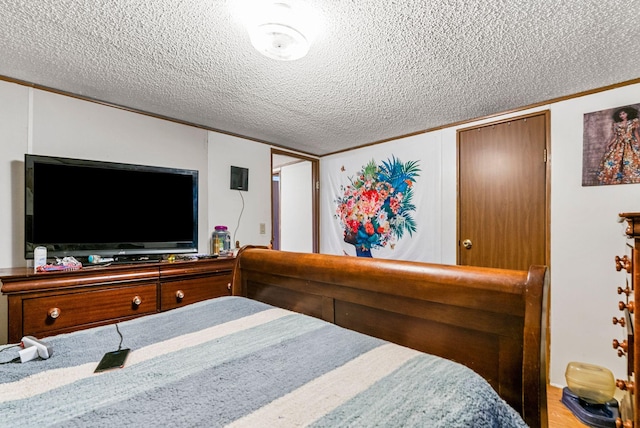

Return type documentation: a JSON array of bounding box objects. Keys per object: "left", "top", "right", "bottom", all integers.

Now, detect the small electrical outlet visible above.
[{"left": 259, "top": 223, "right": 266, "bottom": 234}]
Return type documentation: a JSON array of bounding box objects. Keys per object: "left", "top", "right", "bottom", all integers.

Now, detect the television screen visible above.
[{"left": 25, "top": 154, "right": 198, "bottom": 259}]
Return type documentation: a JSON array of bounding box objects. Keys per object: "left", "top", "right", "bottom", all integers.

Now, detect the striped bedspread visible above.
[{"left": 0, "top": 297, "right": 527, "bottom": 427}]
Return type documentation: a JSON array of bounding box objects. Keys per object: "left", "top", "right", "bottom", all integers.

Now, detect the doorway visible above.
[
  {"left": 271, "top": 149, "right": 319, "bottom": 253},
  {"left": 457, "top": 111, "right": 549, "bottom": 270}
]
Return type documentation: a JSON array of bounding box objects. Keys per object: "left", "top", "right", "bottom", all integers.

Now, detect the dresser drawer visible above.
[
  {"left": 160, "top": 275, "right": 231, "bottom": 311},
  {"left": 2, "top": 257, "right": 234, "bottom": 343},
  {"left": 22, "top": 282, "right": 158, "bottom": 337}
]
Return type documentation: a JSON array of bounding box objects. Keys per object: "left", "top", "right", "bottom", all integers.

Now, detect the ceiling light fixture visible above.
[{"left": 243, "top": 1, "right": 317, "bottom": 61}]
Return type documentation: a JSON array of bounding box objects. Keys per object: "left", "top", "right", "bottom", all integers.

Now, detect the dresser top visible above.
[{"left": 0, "top": 256, "right": 235, "bottom": 282}]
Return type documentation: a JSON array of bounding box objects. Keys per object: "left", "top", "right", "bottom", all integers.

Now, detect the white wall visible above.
[
  {"left": 207, "top": 132, "right": 272, "bottom": 250},
  {"left": 280, "top": 161, "right": 313, "bottom": 252},
  {"left": 0, "top": 81, "right": 29, "bottom": 345},
  {"left": 0, "top": 83, "right": 276, "bottom": 267},
  {"left": 548, "top": 85, "right": 640, "bottom": 387},
  {"left": 321, "top": 82, "right": 640, "bottom": 387},
  {"left": 0, "top": 82, "right": 29, "bottom": 271},
  {"left": 29, "top": 90, "right": 210, "bottom": 257},
  {"left": 0, "top": 81, "right": 274, "bottom": 344}
]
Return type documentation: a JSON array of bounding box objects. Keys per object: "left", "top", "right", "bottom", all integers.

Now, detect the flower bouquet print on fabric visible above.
[{"left": 334, "top": 156, "right": 420, "bottom": 257}]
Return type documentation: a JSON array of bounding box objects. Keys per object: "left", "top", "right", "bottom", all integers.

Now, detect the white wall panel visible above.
[
  {"left": 280, "top": 161, "right": 312, "bottom": 253},
  {"left": 207, "top": 132, "right": 271, "bottom": 252}
]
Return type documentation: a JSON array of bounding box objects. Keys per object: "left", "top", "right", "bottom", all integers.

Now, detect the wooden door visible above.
[{"left": 457, "top": 112, "right": 548, "bottom": 270}]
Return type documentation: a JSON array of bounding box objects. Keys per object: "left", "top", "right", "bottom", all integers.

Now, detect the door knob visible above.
[{"left": 462, "top": 239, "right": 472, "bottom": 249}]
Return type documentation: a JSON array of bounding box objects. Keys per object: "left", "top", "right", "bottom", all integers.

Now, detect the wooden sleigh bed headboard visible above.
[{"left": 232, "top": 248, "right": 549, "bottom": 428}]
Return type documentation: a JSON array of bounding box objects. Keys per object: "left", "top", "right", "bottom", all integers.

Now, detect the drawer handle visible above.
[
  {"left": 619, "top": 301, "right": 635, "bottom": 313},
  {"left": 613, "top": 316, "right": 626, "bottom": 327},
  {"left": 616, "top": 379, "right": 634, "bottom": 394},
  {"left": 617, "top": 285, "right": 631, "bottom": 296},
  {"left": 48, "top": 307, "right": 61, "bottom": 319},
  {"left": 613, "top": 339, "right": 628, "bottom": 357},
  {"left": 615, "top": 255, "right": 632, "bottom": 272},
  {"left": 615, "top": 417, "right": 633, "bottom": 428},
  {"left": 132, "top": 295, "right": 142, "bottom": 306},
  {"left": 176, "top": 290, "right": 185, "bottom": 300}
]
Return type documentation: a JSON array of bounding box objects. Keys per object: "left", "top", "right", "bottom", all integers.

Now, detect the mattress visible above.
[{"left": 0, "top": 296, "right": 527, "bottom": 427}]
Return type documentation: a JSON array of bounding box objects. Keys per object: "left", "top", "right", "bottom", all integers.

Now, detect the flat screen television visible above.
[{"left": 25, "top": 154, "right": 198, "bottom": 259}]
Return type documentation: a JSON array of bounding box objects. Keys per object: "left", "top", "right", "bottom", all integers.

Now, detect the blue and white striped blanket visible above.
[{"left": 0, "top": 296, "right": 527, "bottom": 427}]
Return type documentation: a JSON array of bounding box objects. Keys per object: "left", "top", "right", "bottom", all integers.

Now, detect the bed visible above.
[
  {"left": 0, "top": 248, "right": 548, "bottom": 427},
  {"left": 231, "top": 248, "right": 548, "bottom": 427}
]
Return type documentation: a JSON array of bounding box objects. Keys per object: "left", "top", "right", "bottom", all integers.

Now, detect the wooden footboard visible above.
[{"left": 232, "top": 248, "right": 549, "bottom": 428}]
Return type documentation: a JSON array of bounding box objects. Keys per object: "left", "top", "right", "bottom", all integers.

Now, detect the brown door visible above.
[{"left": 457, "top": 112, "right": 548, "bottom": 270}]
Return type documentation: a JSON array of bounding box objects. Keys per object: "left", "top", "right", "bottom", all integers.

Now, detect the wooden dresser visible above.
[
  {"left": 0, "top": 257, "right": 235, "bottom": 343},
  {"left": 617, "top": 212, "right": 640, "bottom": 427}
]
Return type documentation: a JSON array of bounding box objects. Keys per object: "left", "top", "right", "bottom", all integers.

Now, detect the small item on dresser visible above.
[
  {"left": 33, "top": 246, "right": 47, "bottom": 273},
  {"left": 87, "top": 255, "right": 114, "bottom": 264},
  {"left": 212, "top": 225, "right": 231, "bottom": 256},
  {"left": 36, "top": 256, "right": 83, "bottom": 272},
  {"left": 168, "top": 254, "right": 218, "bottom": 262},
  {"left": 194, "top": 253, "right": 218, "bottom": 259}
]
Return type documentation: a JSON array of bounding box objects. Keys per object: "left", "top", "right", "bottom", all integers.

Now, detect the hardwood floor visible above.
[{"left": 547, "top": 385, "right": 588, "bottom": 427}]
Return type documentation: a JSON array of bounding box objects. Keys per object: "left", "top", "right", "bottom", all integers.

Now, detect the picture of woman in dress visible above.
[{"left": 597, "top": 106, "right": 640, "bottom": 184}]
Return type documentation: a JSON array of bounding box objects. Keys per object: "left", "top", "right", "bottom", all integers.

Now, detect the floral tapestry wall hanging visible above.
[
  {"left": 583, "top": 103, "right": 640, "bottom": 186},
  {"left": 334, "top": 156, "right": 420, "bottom": 257}
]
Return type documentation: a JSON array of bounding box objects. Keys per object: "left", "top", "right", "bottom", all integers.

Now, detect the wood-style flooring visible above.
[{"left": 547, "top": 385, "right": 588, "bottom": 427}]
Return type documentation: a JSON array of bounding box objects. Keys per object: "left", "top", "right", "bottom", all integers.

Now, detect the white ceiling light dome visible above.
[{"left": 241, "top": 1, "right": 319, "bottom": 61}]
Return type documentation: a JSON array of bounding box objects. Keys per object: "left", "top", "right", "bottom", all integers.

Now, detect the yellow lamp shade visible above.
[{"left": 565, "top": 361, "right": 615, "bottom": 404}]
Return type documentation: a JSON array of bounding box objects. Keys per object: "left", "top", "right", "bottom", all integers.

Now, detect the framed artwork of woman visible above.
[{"left": 583, "top": 104, "right": 640, "bottom": 186}]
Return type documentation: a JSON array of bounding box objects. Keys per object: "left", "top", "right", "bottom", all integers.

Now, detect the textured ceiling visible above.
[{"left": 0, "top": 1, "right": 638, "bottom": 156}]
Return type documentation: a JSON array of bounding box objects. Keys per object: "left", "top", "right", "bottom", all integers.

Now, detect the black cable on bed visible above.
[
  {"left": 0, "top": 344, "right": 21, "bottom": 364},
  {"left": 115, "top": 323, "right": 124, "bottom": 351}
]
